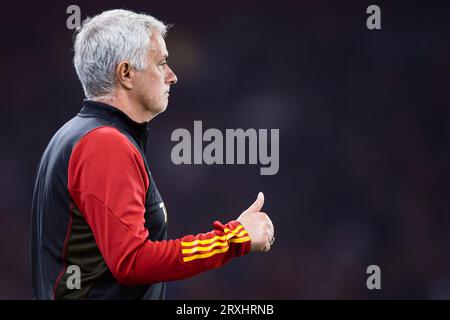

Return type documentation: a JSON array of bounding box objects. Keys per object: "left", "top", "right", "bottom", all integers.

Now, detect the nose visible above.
[{"left": 166, "top": 66, "right": 178, "bottom": 85}]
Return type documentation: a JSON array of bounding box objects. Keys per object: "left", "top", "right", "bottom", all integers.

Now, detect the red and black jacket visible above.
[{"left": 31, "top": 100, "right": 251, "bottom": 299}]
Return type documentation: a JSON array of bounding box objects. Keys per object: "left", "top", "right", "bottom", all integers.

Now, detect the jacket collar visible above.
[{"left": 79, "top": 100, "right": 150, "bottom": 137}]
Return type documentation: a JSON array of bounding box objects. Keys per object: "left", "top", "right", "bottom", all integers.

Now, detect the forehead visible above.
[{"left": 149, "top": 32, "right": 168, "bottom": 58}]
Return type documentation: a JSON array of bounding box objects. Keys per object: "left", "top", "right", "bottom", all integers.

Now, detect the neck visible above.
[{"left": 94, "top": 92, "right": 154, "bottom": 123}]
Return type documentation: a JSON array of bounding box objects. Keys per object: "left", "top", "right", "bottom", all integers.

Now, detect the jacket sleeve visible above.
[{"left": 68, "top": 126, "right": 251, "bottom": 285}]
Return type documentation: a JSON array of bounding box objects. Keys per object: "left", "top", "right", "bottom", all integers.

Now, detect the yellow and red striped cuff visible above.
[{"left": 181, "top": 220, "right": 251, "bottom": 262}]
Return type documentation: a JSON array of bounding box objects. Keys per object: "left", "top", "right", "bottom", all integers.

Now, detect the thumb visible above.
[{"left": 245, "top": 192, "right": 264, "bottom": 213}]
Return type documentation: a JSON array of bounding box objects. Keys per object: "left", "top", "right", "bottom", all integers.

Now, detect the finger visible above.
[
  {"left": 260, "top": 212, "right": 274, "bottom": 238},
  {"left": 266, "top": 216, "right": 274, "bottom": 238},
  {"left": 244, "top": 192, "right": 264, "bottom": 214},
  {"left": 264, "top": 238, "right": 271, "bottom": 252}
]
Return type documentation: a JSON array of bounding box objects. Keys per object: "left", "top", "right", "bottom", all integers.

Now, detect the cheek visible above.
[
  {"left": 137, "top": 68, "right": 166, "bottom": 101},
  {"left": 140, "top": 75, "right": 157, "bottom": 94},
  {"left": 147, "top": 70, "right": 165, "bottom": 91},
  {"left": 135, "top": 73, "right": 150, "bottom": 91}
]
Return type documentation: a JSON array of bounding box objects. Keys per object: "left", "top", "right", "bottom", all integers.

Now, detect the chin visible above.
[
  {"left": 153, "top": 103, "right": 168, "bottom": 116},
  {"left": 159, "top": 103, "right": 168, "bottom": 113}
]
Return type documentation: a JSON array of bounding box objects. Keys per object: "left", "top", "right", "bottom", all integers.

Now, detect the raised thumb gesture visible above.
[{"left": 237, "top": 192, "right": 274, "bottom": 253}]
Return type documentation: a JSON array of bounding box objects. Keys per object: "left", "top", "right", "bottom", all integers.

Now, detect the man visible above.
[{"left": 31, "top": 9, "right": 274, "bottom": 300}]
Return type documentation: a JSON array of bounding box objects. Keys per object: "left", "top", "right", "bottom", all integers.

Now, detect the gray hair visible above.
[{"left": 73, "top": 9, "right": 168, "bottom": 99}]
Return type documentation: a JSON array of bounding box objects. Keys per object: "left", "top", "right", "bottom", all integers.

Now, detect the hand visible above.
[{"left": 237, "top": 192, "right": 274, "bottom": 252}]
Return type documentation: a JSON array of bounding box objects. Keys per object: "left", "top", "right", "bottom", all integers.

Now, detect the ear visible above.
[{"left": 116, "top": 61, "right": 134, "bottom": 90}]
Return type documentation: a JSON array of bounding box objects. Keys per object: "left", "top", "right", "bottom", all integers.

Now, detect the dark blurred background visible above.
[{"left": 0, "top": 0, "right": 449, "bottom": 299}]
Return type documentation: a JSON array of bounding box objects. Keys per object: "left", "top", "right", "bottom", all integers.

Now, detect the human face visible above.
[{"left": 133, "top": 32, "right": 177, "bottom": 118}]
